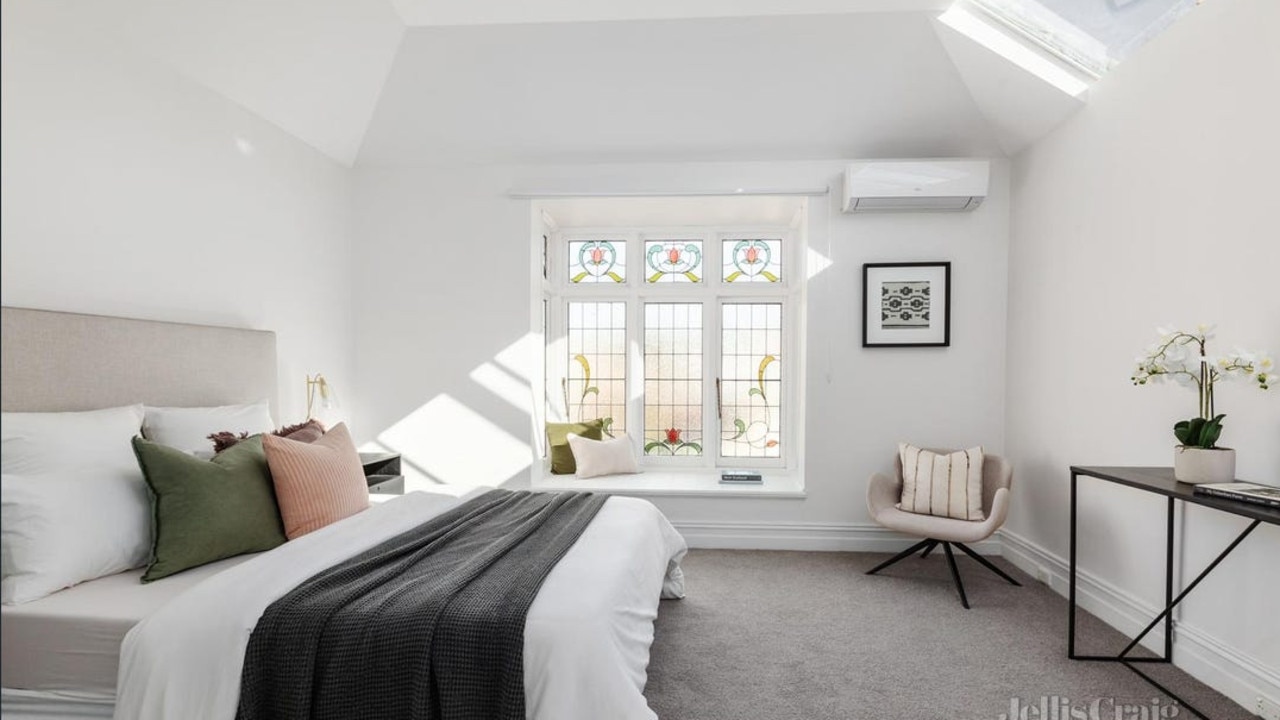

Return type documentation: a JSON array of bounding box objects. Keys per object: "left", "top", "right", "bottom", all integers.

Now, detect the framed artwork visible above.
[{"left": 862, "top": 262, "right": 951, "bottom": 347}]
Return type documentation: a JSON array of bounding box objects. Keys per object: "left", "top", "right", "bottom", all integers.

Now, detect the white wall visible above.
[
  {"left": 352, "top": 159, "right": 1009, "bottom": 536},
  {"left": 0, "top": 3, "right": 353, "bottom": 423},
  {"left": 1004, "top": 0, "right": 1280, "bottom": 708}
]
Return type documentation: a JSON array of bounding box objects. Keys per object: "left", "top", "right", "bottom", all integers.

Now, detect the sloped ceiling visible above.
[
  {"left": 12, "top": 0, "right": 405, "bottom": 167},
  {"left": 8, "top": 0, "right": 1087, "bottom": 166},
  {"left": 933, "top": 19, "right": 1087, "bottom": 155},
  {"left": 357, "top": 13, "right": 1006, "bottom": 166}
]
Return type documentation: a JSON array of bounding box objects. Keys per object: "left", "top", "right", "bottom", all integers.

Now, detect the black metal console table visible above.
[{"left": 1069, "top": 466, "right": 1280, "bottom": 720}]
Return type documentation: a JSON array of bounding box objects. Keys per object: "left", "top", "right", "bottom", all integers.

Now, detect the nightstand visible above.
[{"left": 359, "top": 452, "right": 404, "bottom": 495}]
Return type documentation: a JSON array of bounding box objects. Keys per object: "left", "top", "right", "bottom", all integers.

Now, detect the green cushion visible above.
[
  {"left": 546, "top": 419, "right": 606, "bottom": 474},
  {"left": 131, "top": 434, "right": 286, "bottom": 582}
]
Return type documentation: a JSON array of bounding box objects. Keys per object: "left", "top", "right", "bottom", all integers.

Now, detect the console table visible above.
[{"left": 1069, "top": 466, "right": 1280, "bottom": 720}]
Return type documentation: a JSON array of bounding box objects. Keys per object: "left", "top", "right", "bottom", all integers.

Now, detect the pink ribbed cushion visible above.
[{"left": 262, "top": 422, "right": 369, "bottom": 539}]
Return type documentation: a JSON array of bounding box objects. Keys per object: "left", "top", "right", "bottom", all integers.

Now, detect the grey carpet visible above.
[{"left": 645, "top": 549, "right": 1253, "bottom": 720}]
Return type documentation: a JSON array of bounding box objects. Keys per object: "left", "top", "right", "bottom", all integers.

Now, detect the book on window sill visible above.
[
  {"left": 720, "top": 471, "right": 763, "bottom": 485},
  {"left": 1192, "top": 482, "right": 1280, "bottom": 508}
]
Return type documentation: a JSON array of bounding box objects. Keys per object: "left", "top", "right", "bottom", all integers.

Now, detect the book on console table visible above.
[
  {"left": 720, "top": 470, "right": 763, "bottom": 484},
  {"left": 1193, "top": 482, "right": 1280, "bottom": 508}
]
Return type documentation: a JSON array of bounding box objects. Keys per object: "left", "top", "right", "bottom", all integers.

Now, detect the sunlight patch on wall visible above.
[
  {"left": 807, "top": 247, "right": 834, "bottom": 279},
  {"left": 469, "top": 361, "right": 533, "bottom": 415},
  {"left": 493, "top": 332, "right": 542, "bottom": 384},
  {"left": 377, "top": 394, "right": 530, "bottom": 488}
]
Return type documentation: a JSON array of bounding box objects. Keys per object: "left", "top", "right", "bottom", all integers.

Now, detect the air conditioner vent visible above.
[{"left": 843, "top": 160, "right": 989, "bottom": 213}]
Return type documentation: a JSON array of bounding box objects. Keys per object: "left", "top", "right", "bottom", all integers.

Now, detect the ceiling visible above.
[
  {"left": 8, "top": 0, "right": 1094, "bottom": 167},
  {"left": 358, "top": 13, "right": 1008, "bottom": 166},
  {"left": 9, "top": 0, "right": 404, "bottom": 167}
]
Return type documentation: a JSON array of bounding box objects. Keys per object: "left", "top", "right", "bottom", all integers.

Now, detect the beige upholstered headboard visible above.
[{"left": 0, "top": 307, "right": 278, "bottom": 416}]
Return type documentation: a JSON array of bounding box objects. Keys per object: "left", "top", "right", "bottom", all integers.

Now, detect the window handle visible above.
[{"left": 715, "top": 377, "right": 723, "bottom": 421}]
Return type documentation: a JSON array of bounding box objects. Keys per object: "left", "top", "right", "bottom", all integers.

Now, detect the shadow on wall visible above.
[{"left": 360, "top": 332, "right": 543, "bottom": 494}]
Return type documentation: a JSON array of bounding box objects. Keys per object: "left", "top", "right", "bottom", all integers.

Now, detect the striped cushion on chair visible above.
[
  {"left": 263, "top": 422, "right": 369, "bottom": 539},
  {"left": 898, "top": 443, "right": 985, "bottom": 521}
]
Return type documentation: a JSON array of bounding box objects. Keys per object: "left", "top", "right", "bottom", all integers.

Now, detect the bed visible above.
[{"left": 0, "top": 307, "right": 687, "bottom": 720}]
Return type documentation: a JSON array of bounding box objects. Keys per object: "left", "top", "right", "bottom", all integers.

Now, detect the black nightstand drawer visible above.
[
  {"left": 360, "top": 452, "right": 401, "bottom": 477},
  {"left": 367, "top": 474, "right": 405, "bottom": 495}
]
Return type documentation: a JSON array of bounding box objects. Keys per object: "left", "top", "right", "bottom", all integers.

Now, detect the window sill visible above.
[{"left": 532, "top": 470, "right": 806, "bottom": 499}]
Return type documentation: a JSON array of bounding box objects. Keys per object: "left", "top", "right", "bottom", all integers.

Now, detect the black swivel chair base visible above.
[{"left": 866, "top": 538, "right": 1021, "bottom": 609}]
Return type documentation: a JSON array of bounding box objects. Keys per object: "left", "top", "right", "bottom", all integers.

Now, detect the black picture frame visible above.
[{"left": 862, "top": 262, "right": 951, "bottom": 348}]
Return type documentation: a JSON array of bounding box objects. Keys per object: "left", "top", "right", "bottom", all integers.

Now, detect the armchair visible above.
[{"left": 865, "top": 450, "right": 1019, "bottom": 608}]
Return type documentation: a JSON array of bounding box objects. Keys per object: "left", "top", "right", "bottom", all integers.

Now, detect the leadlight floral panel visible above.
[
  {"left": 645, "top": 240, "right": 703, "bottom": 283},
  {"left": 721, "top": 303, "right": 782, "bottom": 458},
  {"left": 722, "top": 238, "right": 782, "bottom": 283},
  {"left": 565, "top": 302, "right": 627, "bottom": 435},
  {"left": 643, "top": 303, "right": 703, "bottom": 455},
  {"left": 568, "top": 240, "right": 626, "bottom": 284}
]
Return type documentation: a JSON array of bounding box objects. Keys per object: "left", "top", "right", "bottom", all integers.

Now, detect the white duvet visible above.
[{"left": 114, "top": 489, "right": 687, "bottom": 720}]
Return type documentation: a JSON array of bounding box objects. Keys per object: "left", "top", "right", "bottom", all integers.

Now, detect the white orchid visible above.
[{"left": 1131, "top": 326, "right": 1273, "bottom": 446}]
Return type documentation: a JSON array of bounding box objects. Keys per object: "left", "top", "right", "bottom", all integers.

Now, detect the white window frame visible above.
[{"left": 542, "top": 223, "right": 802, "bottom": 474}]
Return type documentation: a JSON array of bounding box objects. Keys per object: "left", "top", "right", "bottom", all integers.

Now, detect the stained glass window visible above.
[
  {"left": 722, "top": 238, "right": 782, "bottom": 283},
  {"left": 643, "top": 303, "right": 703, "bottom": 456},
  {"left": 720, "top": 303, "right": 782, "bottom": 458},
  {"left": 568, "top": 240, "right": 626, "bottom": 284},
  {"left": 565, "top": 302, "right": 626, "bottom": 435},
  {"left": 645, "top": 240, "right": 703, "bottom": 283}
]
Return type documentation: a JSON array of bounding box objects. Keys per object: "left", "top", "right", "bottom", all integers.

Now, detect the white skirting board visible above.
[
  {"left": 672, "top": 519, "right": 1002, "bottom": 554},
  {"left": 999, "top": 528, "right": 1280, "bottom": 718}
]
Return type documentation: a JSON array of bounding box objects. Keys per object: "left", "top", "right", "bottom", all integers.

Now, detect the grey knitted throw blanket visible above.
[{"left": 236, "top": 489, "right": 607, "bottom": 720}]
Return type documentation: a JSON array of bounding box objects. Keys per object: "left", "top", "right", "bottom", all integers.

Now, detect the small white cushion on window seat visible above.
[{"left": 566, "top": 433, "right": 639, "bottom": 479}]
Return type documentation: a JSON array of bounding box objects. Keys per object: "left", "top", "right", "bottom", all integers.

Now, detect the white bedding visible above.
[
  {"left": 1, "top": 554, "right": 256, "bottom": 697},
  {"left": 114, "top": 489, "right": 687, "bottom": 720}
]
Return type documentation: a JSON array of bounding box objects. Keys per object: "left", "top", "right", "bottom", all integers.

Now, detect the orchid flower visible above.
[{"left": 1131, "top": 327, "right": 1272, "bottom": 441}]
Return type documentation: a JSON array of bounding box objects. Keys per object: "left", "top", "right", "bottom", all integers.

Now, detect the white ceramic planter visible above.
[{"left": 1173, "top": 446, "right": 1236, "bottom": 484}]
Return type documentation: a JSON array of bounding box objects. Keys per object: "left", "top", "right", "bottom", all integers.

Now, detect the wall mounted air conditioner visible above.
[{"left": 843, "top": 160, "right": 989, "bottom": 212}]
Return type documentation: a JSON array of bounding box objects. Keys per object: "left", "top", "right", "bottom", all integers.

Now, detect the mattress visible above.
[{"left": 0, "top": 554, "right": 256, "bottom": 696}]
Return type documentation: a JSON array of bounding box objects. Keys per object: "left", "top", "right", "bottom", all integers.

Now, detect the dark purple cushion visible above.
[{"left": 209, "top": 419, "right": 326, "bottom": 454}]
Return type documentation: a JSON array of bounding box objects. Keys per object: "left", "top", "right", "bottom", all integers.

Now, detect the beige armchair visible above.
[{"left": 865, "top": 451, "right": 1019, "bottom": 608}]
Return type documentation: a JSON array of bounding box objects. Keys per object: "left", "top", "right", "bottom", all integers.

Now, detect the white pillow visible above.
[
  {"left": 898, "top": 443, "right": 986, "bottom": 521},
  {"left": 1, "top": 404, "right": 144, "bottom": 477},
  {"left": 143, "top": 401, "right": 273, "bottom": 454},
  {"left": 567, "top": 433, "right": 639, "bottom": 479},
  {"left": 1, "top": 470, "right": 152, "bottom": 604}
]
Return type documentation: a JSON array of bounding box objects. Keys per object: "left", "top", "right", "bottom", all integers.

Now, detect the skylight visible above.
[
  {"left": 940, "top": 3, "right": 1093, "bottom": 96},
  {"left": 969, "top": 0, "right": 1198, "bottom": 76}
]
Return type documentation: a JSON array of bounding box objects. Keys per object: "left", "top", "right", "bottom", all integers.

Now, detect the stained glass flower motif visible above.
[
  {"left": 645, "top": 240, "right": 702, "bottom": 283},
  {"left": 723, "top": 239, "right": 782, "bottom": 283},
  {"left": 565, "top": 302, "right": 627, "bottom": 434},
  {"left": 721, "top": 303, "right": 782, "bottom": 458},
  {"left": 643, "top": 303, "right": 703, "bottom": 455},
  {"left": 569, "top": 240, "right": 626, "bottom": 284}
]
